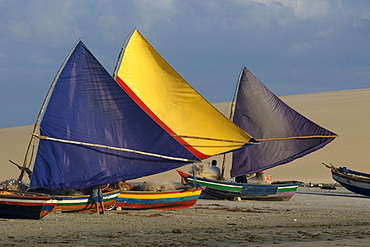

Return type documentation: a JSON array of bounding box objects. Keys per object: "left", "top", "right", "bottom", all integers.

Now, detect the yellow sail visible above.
[{"left": 114, "top": 29, "right": 256, "bottom": 159}]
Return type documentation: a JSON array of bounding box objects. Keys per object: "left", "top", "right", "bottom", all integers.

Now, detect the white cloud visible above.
[
  {"left": 232, "top": 0, "right": 348, "bottom": 30},
  {"left": 249, "top": 0, "right": 333, "bottom": 20},
  {"left": 287, "top": 0, "right": 332, "bottom": 20}
]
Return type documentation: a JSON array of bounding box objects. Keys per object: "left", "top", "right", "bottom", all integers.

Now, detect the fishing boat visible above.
[
  {"left": 111, "top": 29, "right": 257, "bottom": 209},
  {"left": 179, "top": 66, "right": 337, "bottom": 201},
  {"left": 0, "top": 190, "right": 58, "bottom": 219},
  {"left": 8, "top": 161, "right": 119, "bottom": 213},
  {"left": 2, "top": 40, "right": 137, "bottom": 215},
  {"left": 177, "top": 170, "right": 299, "bottom": 201},
  {"left": 324, "top": 163, "right": 370, "bottom": 197},
  {"left": 51, "top": 189, "right": 120, "bottom": 213},
  {"left": 116, "top": 187, "right": 203, "bottom": 210}
]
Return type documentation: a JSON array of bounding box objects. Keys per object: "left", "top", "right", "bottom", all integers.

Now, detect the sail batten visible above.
[
  {"left": 231, "top": 67, "right": 337, "bottom": 178},
  {"left": 257, "top": 135, "right": 338, "bottom": 141},
  {"left": 173, "top": 135, "right": 258, "bottom": 144},
  {"left": 114, "top": 29, "right": 257, "bottom": 159},
  {"left": 33, "top": 134, "right": 196, "bottom": 162}
]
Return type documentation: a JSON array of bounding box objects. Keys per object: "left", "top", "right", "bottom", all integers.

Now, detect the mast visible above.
[
  {"left": 220, "top": 67, "right": 244, "bottom": 179},
  {"left": 112, "top": 28, "right": 136, "bottom": 79}
]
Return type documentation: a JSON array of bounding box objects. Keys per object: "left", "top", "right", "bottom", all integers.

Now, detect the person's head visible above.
[{"left": 211, "top": 160, "right": 217, "bottom": 166}]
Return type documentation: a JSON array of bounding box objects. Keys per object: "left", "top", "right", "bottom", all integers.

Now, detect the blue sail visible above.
[
  {"left": 30, "top": 41, "right": 198, "bottom": 190},
  {"left": 231, "top": 67, "right": 337, "bottom": 178}
]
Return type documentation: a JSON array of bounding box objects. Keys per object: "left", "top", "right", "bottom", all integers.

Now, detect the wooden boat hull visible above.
[
  {"left": 116, "top": 188, "right": 203, "bottom": 210},
  {"left": 178, "top": 170, "right": 299, "bottom": 201},
  {"left": 53, "top": 190, "right": 120, "bottom": 212},
  {"left": 0, "top": 190, "right": 58, "bottom": 219},
  {"left": 331, "top": 170, "right": 370, "bottom": 196}
]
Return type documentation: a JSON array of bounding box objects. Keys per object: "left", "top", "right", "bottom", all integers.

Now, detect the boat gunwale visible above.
[{"left": 332, "top": 169, "right": 370, "bottom": 184}]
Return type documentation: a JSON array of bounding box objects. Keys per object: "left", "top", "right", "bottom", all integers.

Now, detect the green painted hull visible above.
[{"left": 178, "top": 170, "right": 299, "bottom": 201}]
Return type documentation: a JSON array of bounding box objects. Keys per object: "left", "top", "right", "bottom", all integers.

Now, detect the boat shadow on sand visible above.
[{"left": 296, "top": 188, "right": 369, "bottom": 199}]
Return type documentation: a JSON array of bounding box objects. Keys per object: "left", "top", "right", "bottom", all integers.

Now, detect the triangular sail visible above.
[
  {"left": 231, "top": 67, "right": 337, "bottom": 178},
  {"left": 113, "top": 29, "right": 257, "bottom": 160},
  {"left": 30, "top": 41, "right": 201, "bottom": 190}
]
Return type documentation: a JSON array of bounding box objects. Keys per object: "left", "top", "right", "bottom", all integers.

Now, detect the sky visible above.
[{"left": 0, "top": 0, "right": 369, "bottom": 128}]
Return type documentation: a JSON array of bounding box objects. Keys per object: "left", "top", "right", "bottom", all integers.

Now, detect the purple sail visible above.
[{"left": 231, "top": 67, "right": 337, "bottom": 178}]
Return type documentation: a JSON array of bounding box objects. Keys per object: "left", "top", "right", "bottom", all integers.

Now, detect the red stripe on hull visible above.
[
  {"left": 119, "top": 191, "right": 196, "bottom": 196},
  {"left": 0, "top": 201, "right": 54, "bottom": 206},
  {"left": 117, "top": 200, "right": 198, "bottom": 210},
  {"left": 116, "top": 76, "right": 208, "bottom": 160},
  {"left": 39, "top": 210, "right": 52, "bottom": 218}
]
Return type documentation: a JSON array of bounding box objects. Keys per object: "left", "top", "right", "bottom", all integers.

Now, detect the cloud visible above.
[
  {"left": 3, "top": 1, "right": 85, "bottom": 47},
  {"left": 248, "top": 0, "right": 336, "bottom": 21}
]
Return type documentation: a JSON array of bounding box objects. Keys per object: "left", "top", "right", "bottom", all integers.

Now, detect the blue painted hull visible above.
[
  {"left": 0, "top": 190, "right": 59, "bottom": 219},
  {"left": 331, "top": 169, "right": 370, "bottom": 197}
]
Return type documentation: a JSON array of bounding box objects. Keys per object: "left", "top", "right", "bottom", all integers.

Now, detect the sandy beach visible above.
[{"left": 0, "top": 187, "right": 369, "bottom": 246}]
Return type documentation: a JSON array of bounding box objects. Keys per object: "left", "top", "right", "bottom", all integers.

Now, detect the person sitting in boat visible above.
[
  {"left": 235, "top": 174, "right": 248, "bottom": 183},
  {"left": 235, "top": 173, "right": 260, "bottom": 184},
  {"left": 209, "top": 160, "right": 221, "bottom": 180}
]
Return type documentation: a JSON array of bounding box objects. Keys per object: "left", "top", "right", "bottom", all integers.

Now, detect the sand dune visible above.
[{"left": 1, "top": 88, "right": 369, "bottom": 184}]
